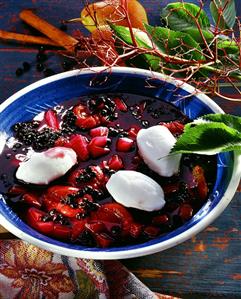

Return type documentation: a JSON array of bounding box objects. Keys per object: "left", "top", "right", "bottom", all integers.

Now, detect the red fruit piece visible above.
[
  {"left": 90, "top": 147, "right": 110, "bottom": 158},
  {"left": 73, "top": 104, "right": 86, "bottom": 116},
  {"left": 108, "top": 155, "right": 124, "bottom": 170},
  {"left": 22, "top": 193, "right": 42, "bottom": 208},
  {"left": 152, "top": 214, "right": 169, "bottom": 226},
  {"left": 55, "top": 137, "right": 71, "bottom": 147},
  {"left": 71, "top": 218, "right": 89, "bottom": 241},
  {"left": 28, "top": 209, "right": 71, "bottom": 240},
  {"left": 129, "top": 223, "right": 143, "bottom": 238},
  {"left": 114, "top": 97, "right": 128, "bottom": 112},
  {"left": 179, "top": 204, "right": 193, "bottom": 220},
  {"left": 88, "top": 136, "right": 110, "bottom": 158},
  {"left": 53, "top": 224, "right": 72, "bottom": 239},
  {"left": 160, "top": 121, "right": 184, "bottom": 135},
  {"left": 26, "top": 208, "right": 54, "bottom": 234},
  {"left": 68, "top": 166, "right": 105, "bottom": 190},
  {"left": 42, "top": 185, "right": 85, "bottom": 218},
  {"left": 143, "top": 226, "right": 160, "bottom": 238},
  {"left": 69, "top": 134, "right": 89, "bottom": 161},
  {"left": 91, "top": 205, "right": 121, "bottom": 230},
  {"left": 116, "top": 137, "right": 134, "bottom": 152},
  {"left": 90, "top": 126, "right": 109, "bottom": 137},
  {"left": 101, "top": 203, "right": 134, "bottom": 236},
  {"left": 162, "top": 182, "right": 180, "bottom": 195},
  {"left": 89, "top": 136, "right": 109, "bottom": 147},
  {"left": 76, "top": 115, "right": 99, "bottom": 129},
  {"left": 85, "top": 221, "right": 106, "bottom": 234},
  {"left": 73, "top": 104, "right": 100, "bottom": 129},
  {"left": 128, "top": 126, "right": 141, "bottom": 139},
  {"left": 95, "top": 233, "right": 114, "bottom": 248},
  {"left": 8, "top": 185, "right": 27, "bottom": 195},
  {"left": 43, "top": 185, "right": 79, "bottom": 203},
  {"left": 192, "top": 165, "right": 208, "bottom": 200},
  {"left": 44, "top": 110, "right": 60, "bottom": 130}
]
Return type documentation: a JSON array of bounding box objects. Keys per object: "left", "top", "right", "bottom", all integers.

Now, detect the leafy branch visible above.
[{"left": 70, "top": 0, "right": 240, "bottom": 101}]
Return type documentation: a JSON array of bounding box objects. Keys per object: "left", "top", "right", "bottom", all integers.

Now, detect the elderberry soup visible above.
[{"left": 0, "top": 94, "right": 216, "bottom": 248}]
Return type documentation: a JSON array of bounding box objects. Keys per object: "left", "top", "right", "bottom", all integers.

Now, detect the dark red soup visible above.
[{"left": 0, "top": 94, "right": 216, "bottom": 248}]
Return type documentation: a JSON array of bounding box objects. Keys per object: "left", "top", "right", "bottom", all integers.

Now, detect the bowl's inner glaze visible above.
[{"left": 0, "top": 70, "right": 234, "bottom": 253}]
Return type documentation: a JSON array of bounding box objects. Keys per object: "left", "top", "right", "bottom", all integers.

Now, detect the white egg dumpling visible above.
[
  {"left": 16, "top": 147, "right": 77, "bottom": 185},
  {"left": 137, "top": 125, "right": 181, "bottom": 177},
  {"left": 106, "top": 170, "right": 165, "bottom": 211}
]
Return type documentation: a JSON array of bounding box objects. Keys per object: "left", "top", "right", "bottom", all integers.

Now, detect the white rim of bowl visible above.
[{"left": 0, "top": 67, "right": 240, "bottom": 260}]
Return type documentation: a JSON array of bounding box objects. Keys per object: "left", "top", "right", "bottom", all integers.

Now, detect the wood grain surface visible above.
[{"left": 0, "top": 1, "right": 240, "bottom": 298}]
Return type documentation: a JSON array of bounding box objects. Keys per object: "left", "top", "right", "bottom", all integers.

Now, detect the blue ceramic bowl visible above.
[{"left": 0, "top": 67, "right": 240, "bottom": 259}]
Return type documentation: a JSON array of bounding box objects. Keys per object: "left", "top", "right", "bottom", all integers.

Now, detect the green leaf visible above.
[
  {"left": 161, "top": 2, "right": 210, "bottom": 32},
  {"left": 110, "top": 24, "right": 161, "bottom": 71},
  {"left": 201, "top": 114, "right": 241, "bottom": 132},
  {"left": 182, "top": 28, "right": 214, "bottom": 43},
  {"left": 217, "top": 39, "right": 239, "bottom": 54},
  {"left": 210, "top": 0, "right": 237, "bottom": 29},
  {"left": 171, "top": 122, "right": 241, "bottom": 155},
  {"left": 145, "top": 24, "right": 205, "bottom": 62}
]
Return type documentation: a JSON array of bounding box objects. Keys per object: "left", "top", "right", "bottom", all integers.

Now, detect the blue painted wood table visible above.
[{"left": 0, "top": 0, "right": 240, "bottom": 298}]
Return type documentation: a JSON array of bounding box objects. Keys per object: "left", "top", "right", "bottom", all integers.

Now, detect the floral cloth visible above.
[{"left": 0, "top": 240, "right": 179, "bottom": 299}]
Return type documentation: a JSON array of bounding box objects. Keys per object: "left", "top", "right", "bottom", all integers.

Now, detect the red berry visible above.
[
  {"left": 162, "top": 183, "right": 180, "bottom": 195},
  {"left": 44, "top": 110, "right": 59, "bottom": 130},
  {"left": 69, "top": 134, "right": 89, "bottom": 161},
  {"left": 179, "top": 204, "right": 193, "bottom": 220},
  {"left": 114, "top": 97, "right": 128, "bottom": 112},
  {"left": 152, "top": 214, "right": 169, "bottom": 225},
  {"left": 116, "top": 137, "right": 134, "bottom": 152},
  {"left": 90, "top": 126, "right": 109, "bottom": 137},
  {"left": 108, "top": 155, "right": 124, "bottom": 170},
  {"left": 160, "top": 121, "right": 184, "bottom": 135}
]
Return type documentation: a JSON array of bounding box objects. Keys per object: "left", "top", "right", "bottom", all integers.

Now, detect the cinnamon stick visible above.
[
  {"left": 19, "top": 9, "right": 78, "bottom": 53},
  {"left": 0, "top": 30, "right": 59, "bottom": 46}
]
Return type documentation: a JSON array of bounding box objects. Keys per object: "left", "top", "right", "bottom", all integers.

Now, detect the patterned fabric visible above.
[{"left": 0, "top": 240, "right": 180, "bottom": 299}]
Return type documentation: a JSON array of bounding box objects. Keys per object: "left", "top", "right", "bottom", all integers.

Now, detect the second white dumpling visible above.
[
  {"left": 137, "top": 125, "right": 182, "bottom": 177},
  {"left": 106, "top": 170, "right": 165, "bottom": 211}
]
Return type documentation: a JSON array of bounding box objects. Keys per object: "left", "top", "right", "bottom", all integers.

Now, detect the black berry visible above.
[
  {"left": 43, "top": 68, "right": 55, "bottom": 77},
  {"left": 23, "top": 62, "right": 31, "bottom": 71},
  {"left": 36, "top": 63, "right": 44, "bottom": 72},
  {"left": 16, "top": 68, "right": 23, "bottom": 76}
]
